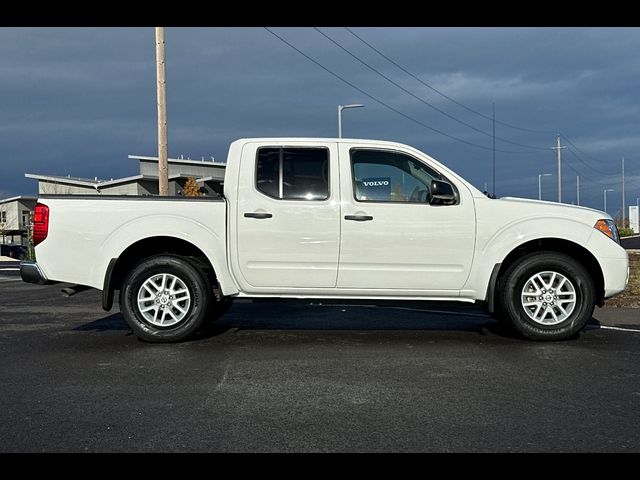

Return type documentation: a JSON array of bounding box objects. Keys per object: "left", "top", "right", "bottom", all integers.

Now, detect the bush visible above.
[{"left": 619, "top": 227, "right": 635, "bottom": 237}]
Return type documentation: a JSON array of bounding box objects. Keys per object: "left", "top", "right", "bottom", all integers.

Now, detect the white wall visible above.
[
  {"left": 630, "top": 206, "right": 639, "bottom": 234},
  {"left": 39, "top": 182, "right": 98, "bottom": 195},
  {"left": 0, "top": 201, "right": 20, "bottom": 230}
]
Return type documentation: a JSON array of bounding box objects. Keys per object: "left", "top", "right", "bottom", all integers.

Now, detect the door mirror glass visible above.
[{"left": 430, "top": 180, "right": 456, "bottom": 205}]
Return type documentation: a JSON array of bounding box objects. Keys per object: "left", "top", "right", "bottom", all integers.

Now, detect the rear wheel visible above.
[
  {"left": 497, "top": 252, "right": 595, "bottom": 341},
  {"left": 120, "top": 255, "right": 212, "bottom": 343}
]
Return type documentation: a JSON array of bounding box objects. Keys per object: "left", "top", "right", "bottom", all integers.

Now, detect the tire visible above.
[
  {"left": 497, "top": 251, "right": 595, "bottom": 341},
  {"left": 120, "top": 255, "right": 212, "bottom": 343},
  {"left": 178, "top": 256, "right": 232, "bottom": 323}
]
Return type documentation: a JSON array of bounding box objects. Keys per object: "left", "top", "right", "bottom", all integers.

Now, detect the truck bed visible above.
[{"left": 35, "top": 195, "right": 227, "bottom": 290}]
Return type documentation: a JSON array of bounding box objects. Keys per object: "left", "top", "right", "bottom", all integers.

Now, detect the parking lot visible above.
[{"left": 1, "top": 263, "right": 639, "bottom": 452}]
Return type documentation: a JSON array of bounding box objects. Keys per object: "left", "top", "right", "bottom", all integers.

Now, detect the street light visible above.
[
  {"left": 604, "top": 188, "right": 614, "bottom": 214},
  {"left": 338, "top": 104, "right": 365, "bottom": 138},
  {"left": 538, "top": 173, "right": 552, "bottom": 200}
]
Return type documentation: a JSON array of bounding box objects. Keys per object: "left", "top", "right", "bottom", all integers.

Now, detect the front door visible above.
[
  {"left": 337, "top": 144, "right": 476, "bottom": 292},
  {"left": 236, "top": 142, "right": 340, "bottom": 289}
]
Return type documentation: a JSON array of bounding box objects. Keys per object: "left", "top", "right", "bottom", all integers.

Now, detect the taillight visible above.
[{"left": 33, "top": 202, "right": 49, "bottom": 246}]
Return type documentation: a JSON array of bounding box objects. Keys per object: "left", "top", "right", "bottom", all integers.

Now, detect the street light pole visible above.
[
  {"left": 538, "top": 173, "right": 552, "bottom": 200},
  {"left": 604, "top": 188, "right": 614, "bottom": 214},
  {"left": 576, "top": 175, "right": 580, "bottom": 206},
  {"left": 338, "top": 104, "right": 365, "bottom": 138}
]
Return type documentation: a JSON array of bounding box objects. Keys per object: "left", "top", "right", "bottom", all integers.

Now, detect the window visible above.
[
  {"left": 0, "top": 211, "right": 6, "bottom": 223},
  {"left": 22, "top": 210, "right": 31, "bottom": 226},
  {"left": 256, "top": 147, "right": 329, "bottom": 200},
  {"left": 351, "top": 149, "right": 446, "bottom": 203}
]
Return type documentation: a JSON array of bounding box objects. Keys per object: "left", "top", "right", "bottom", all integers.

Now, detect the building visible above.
[
  {"left": 25, "top": 154, "right": 226, "bottom": 197},
  {"left": 0, "top": 196, "right": 37, "bottom": 245}
]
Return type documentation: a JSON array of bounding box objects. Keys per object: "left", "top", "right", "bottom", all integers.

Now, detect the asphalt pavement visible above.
[{"left": 1, "top": 270, "right": 639, "bottom": 452}]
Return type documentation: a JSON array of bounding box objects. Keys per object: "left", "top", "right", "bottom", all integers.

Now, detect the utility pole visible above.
[
  {"left": 492, "top": 103, "right": 496, "bottom": 197},
  {"left": 155, "top": 27, "right": 169, "bottom": 196},
  {"left": 622, "top": 157, "right": 625, "bottom": 227},
  {"left": 576, "top": 175, "right": 580, "bottom": 206},
  {"left": 551, "top": 135, "right": 566, "bottom": 203}
]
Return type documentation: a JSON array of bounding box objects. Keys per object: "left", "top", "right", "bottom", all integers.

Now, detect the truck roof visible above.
[{"left": 232, "top": 137, "right": 413, "bottom": 147}]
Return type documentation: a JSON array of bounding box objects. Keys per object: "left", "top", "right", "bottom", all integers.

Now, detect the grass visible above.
[{"left": 606, "top": 251, "right": 640, "bottom": 308}]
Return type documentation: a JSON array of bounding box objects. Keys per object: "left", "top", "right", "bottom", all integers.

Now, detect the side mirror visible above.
[{"left": 430, "top": 179, "right": 456, "bottom": 204}]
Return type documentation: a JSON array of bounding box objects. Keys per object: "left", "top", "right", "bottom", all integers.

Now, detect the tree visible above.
[{"left": 183, "top": 177, "right": 202, "bottom": 197}]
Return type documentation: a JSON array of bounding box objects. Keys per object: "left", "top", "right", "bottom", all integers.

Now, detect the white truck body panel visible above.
[
  {"left": 35, "top": 198, "right": 234, "bottom": 293},
  {"left": 335, "top": 141, "right": 476, "bottom": 292},
  {"left": 32, "top": 138, "right": 628, "bottom": 305},
  {"left": 233, "top": 140, "right": 341, "bottom": 289}
]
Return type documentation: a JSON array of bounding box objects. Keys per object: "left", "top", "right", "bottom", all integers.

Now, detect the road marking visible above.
[{"left": 598, "top": 325, "right": 640, "bottom": 333}]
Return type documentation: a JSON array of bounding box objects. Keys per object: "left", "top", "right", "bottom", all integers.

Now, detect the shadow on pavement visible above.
[
  {"left": 73, "top": 313, "right": 130, "bottom": 331},
  {"left": 73, "top": 301, "right": 523, "bottom": 340}
]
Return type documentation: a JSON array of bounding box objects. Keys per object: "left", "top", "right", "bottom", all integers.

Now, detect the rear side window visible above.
[{"left": 256, "top": 147, "right": 329, "bottom": 200}]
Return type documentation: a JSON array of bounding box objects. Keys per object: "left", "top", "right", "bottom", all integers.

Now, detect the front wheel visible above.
[
  {"left": 120, "top": 255, "right": 212, "bottom": 343},
  {"left": 497, "top": 252, "right": 595, "bottom": 341}
]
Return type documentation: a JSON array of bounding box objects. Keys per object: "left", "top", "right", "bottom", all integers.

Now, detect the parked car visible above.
[{"left": 20, "top": 138, "right": 629, "bottom": 342}]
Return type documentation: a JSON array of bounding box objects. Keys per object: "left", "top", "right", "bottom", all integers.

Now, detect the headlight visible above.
[{"left": 594, "top": 219, "right": 620, "bottom": 244}]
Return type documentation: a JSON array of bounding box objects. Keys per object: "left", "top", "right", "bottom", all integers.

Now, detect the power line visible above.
[
  {"left": 344, "top": 27, "right": 635, "bottom": 181},
  {"left": 564, "top": 148, "right": 618, "bottom": 187},
  {"left": 264, "top": 27, "right": 538, "bottom": 155},
  {"left": 564, "top": 144, "right": 615, "bottom": 177},
  {"left": 560, "top": 133, "right": 617, "bottom": 174},
  {"left": 315, "top": 27, "right": 549, "bottom": 152},
  {"left": 344, "top": 27, "right": 557, "bottom": 136}
]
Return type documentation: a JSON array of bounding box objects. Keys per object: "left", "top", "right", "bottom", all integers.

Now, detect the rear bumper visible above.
[{"left": 20, "top": 261, "right": 52, "bottom": 285}]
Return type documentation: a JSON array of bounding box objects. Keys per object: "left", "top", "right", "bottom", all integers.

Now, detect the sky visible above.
[{"left": 0, "top": 27, "right": 639, "bottom": 216}]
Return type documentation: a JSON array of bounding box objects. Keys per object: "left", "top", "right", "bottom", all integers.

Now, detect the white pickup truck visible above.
[{"left": 21, "top": 138, "right": 629, "bottom": 342}]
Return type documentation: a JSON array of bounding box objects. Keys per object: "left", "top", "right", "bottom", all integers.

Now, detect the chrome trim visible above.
[{"left": 20, "top": 261, "right": 50, "bottom": 285}]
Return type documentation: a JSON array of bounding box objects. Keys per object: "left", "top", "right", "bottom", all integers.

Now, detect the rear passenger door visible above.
[{"left": 235, "top": 142, "right": 340, "bottom": 290}]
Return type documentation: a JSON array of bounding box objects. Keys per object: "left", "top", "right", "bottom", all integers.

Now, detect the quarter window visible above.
[
  {"left": 256, "top": 147, "right": 329, "bottom": 200},
  {"left": 351, "top": 149, "right": 445, "bottom": 203}
]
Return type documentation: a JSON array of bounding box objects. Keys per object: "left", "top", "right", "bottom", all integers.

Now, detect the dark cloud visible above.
[{"left": 0, "top": 27, "right": 638, "bottom": 214}]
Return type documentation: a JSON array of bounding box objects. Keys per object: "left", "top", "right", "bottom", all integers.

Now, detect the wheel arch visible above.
[
  {"left": 103, "top": 236, "right": 219, "bottom": 311},
  {"left": 486, "top": 237, "right": 604, "bottom": 313}
]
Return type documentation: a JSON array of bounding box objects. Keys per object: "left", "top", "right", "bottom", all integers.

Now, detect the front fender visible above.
[{"left": 462, "top": 216, "right": 596, "bottom": 299}]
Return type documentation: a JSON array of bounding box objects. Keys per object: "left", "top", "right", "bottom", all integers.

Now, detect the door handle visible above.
[
  {"left": 344, "top": 214, "right": 373, "bottom": 222},
  {"left": 244, "top": 212, "right": 273, "bottom": 219}
]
